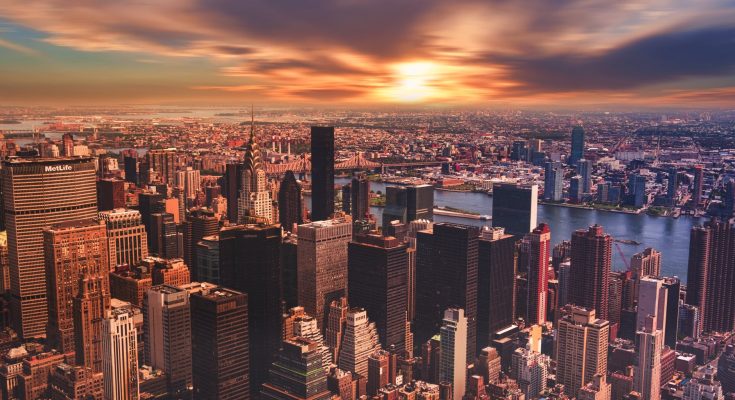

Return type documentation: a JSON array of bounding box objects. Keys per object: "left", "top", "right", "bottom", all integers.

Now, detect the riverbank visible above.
[{"left": 539, "top": 201, "right": 643, "bottom": 215}]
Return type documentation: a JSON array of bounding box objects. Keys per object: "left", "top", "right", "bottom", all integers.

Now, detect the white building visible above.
[
  {"left": 102, "top": 307, "right": 139, "bottom": 400},
  {"left": 439, "top": 308, "right": 468, "bottom": 400},
  {"left": 634, "top": 315, "right": 663, "bottom": 400},
  {"left": 337, "top": 308, "right": 381, "bottom": 377}
]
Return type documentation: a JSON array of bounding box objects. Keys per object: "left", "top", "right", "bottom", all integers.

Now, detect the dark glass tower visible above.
[
  {"left": 569, "top": 224, "right": 612, "bottom": 320},
  {"left": 350, "top": 174, "right": 370, "bottom": 220},
  {"left": 477, "top": 227, "right": 516, "bottom": 354},
  {"left": 415, "top": 222, "right": 478, "bottom": 362},
  {"left": 261, "top": 337, "right": 332, "bottom": 400},
  {"left": 569, "top": 126, "right": 585, "bottom": 165},
  {"left": 224, "top": 162, "right": 242, "bottom": 224},
  {"left": 491, "top": 183, "right": 538, "bottom": 236},
  {"left": 663, "top": 277, "right": 680, "bottom": 348},
  {"left": 278, "top": 170, "right": 303, "bottom": 232},
  {"left": 348, "top": 233, "right": 409, "bottom": 354},
  {"left": 190, "top": 286, "right": 249, "bottom": 400},
  {"left": 310, "top": 126, "right": 335, "bottom": 221},
  {"left": 186, "top": 209, "right": 218, "bottom": 280},
  {"left": 219, "top": 223, "right": 282, "bottom": 392},
  {"left": 381, "top": 184, "right": 433, "bottom": 231}
]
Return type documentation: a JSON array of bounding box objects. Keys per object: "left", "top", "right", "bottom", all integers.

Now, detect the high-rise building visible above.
[
  {"left": 144, "top": 285, "right": 192, "bottom": 396},
  {"left": 491, "top": 183, "right": 538, "bottom": 236},
  {"left": 298, "top": 217, "right": 352, "bottom": 328},
  {"left": 350, "top": 174, "right": 370, "bottom": 220},
  {"left": 678, "top": 303, "right": 701, "bottom": 340},
  {"left": 544, "top": 162, "right": 564, "bottom": 202},
  {"left": 175, "top": 166, "right": 201, "bottom": 200},
  {"left": 367, "top": 350, "right": 390, "bottom": 396},
  {"left": 195, "top": 234, "right": 220, "bottom": 284},
  {"left": 224, "top": 162, "right": 242, "bottom": 223},
  {"left": 238, "top": 126, "right": 274, "bottom": 224},
  {"left": 686, "top": 219, "right": 735, "bottom": 333},
  {"left": 2, "top": 157, "right": 98, "bottom": 338},
  {"left": 627, "top": 174, "right": 647, "bottom": 208},
  {"left": 348, "top": 233, "right": 408, "bottom": 354},
  {"left": 477, "top": 227, "right": 516, "bottom": 350},
  {"left": 570, "top": 225, "right": 612, "bottom": 320},
  {"left": 261, "top": 337, "right": 333, "bottom": 400},
  {"left": 577, "top": 374, "right": 611, "bottom": 400},
  {"left": 146, "top": 149, "right": 177, "bottom": 185},
  {"left": 683, "top": 365, "right": 724, "bottom": 400},
  {"left": 667, "top": 168, "right": 679, "bottom": 206},
  {"left": 717, "top": 345, "right": 735, "bottom": 395},
  {"left": 43, "top": 219, "right": 109, "bottom": 359},
  {"left": 631, "top": 247, "right": 661, "bottom": 279},
  {"left": 415, "top": 223, "right": 478, "bottom": 362},
  {"left": 511, "top": 347, "right": 550, "bottom": 399},
  {"left": 74, "top": 273, "right": 110, "bottom": 373},
  {"left": 99, "top": 208, "right": 149, "bottom": 269},
  {"left": 381, "top": 184, "right": 434, "bottom": 231},
  {"left": 96, "top": 178, "right": 125, "bottom": 211},
  {"left": 636, "top": 277, "right": 668, "bottom": 338},
  {"left": 634, "top": 315, "right": 663, "bottom": 400},
  {"left": 326, "top": 297, "right": 349, "bottom": 363},
  {"left": 578, "top": 159, "right": 593, "bottom": 194},
  {"left": 439, "top": 308, "right": 468, "bottom": 400},
  {"left": 185, "top": 209, "right": 218, "bottom": 279},
  {"left": 692, "top": 165, "right": 704, "bottom": 208},
  {"left": 570, "top": 126, "right": 585, "bottom": 165},
  {"left": 474, "top": 347, "right": 502, "bottom": 385},
  {"left": 522, "top": 224, "right": 551, "bottom": 326},
  {"left": 662, "top": 277, "right": 680, "bottom": 348},
  {"left": 555, "top": 306, "right": 609, "bottom": 393},
  {"left": 190, "top": 286, "right": 250, "bottom": 400},
  {"left": 569, "top": 175, "right": 583, "bottom": 203},
  {"left": 219, "top": 223, "right": 282, "bottom": 391},
  {"left": 311, "top": 126, "right": 335, "bottom": 221},
  {"left": 283, "top": 307, "right": 332, "bottom": 371},
  {"left": 102, "top": 307, "right": 139, "bottom": 400},
  {"left": 149, "top": 212, "right": 181, "bottom": 259},
  {"left": 124, "top": 155, "right": 138, "bottom": 185},
  {"left": 278, "top": 170, "right": 304, "bottom": 232},
  {"left": 337, "top": 308, "right": 381, "bottom": 378}
]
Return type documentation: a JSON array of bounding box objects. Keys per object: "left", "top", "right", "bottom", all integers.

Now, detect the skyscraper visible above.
[
  {"left": 367, "top": 350, "right": 390, "bottom": 396},
  {"left": 278, "top": 170, "right": 304, "bottom": 232},
  {"left": 627, "top": 174, "right": 647, "bottom": 208},
  {"left": 337, "top": 308, "right": 381, "bottom": 378},
  {"left": 381, "top": 184, "right": 434, "bottom": 231},
  {"left": 96, "top": 178, "right": 125, "bottom": 211},
  {"left": 348, "top": 233, "right": 409, "bottom": 355},
  {"left": 149, "top": 212, "right": 181, "bottom": 259},
  {"left": 544, "top": 162, "right": 563, "bottom": 202},
  {"left": 634, "top": 315, "right": 663, "bottom": 400},
  {"left": 99, "top": 208, "right": 149, "bottom": 269},
  {"left": 555, "top": 306, "right": 609, "bottom": 393},
  {"left": 439, "top": 308, "right": 468, "bottom": 400},
  {"left": 667, "top": 168, "right": 679, "bottom": 206},
  {"left": 144, "top": 285, "right": 192, "bottom": 396},
  {"left": 175, "top": 166, "right": 201, "bottom": 200},
  {"left": 350, "top": 174, "right": 370, "bottom": 220},
  {"left": 631, "top": 247, "right": 661, "bottom": 302},
  {"left": 190, "top": 286, "right": 250, "bottom": 400},
  {"left": 102, "top": 307, "right": 139, "bottom": 400},
  {"left": 2, "top": 157, "right": 98, "bottom": 338},
  {"left": 692, "top": 165, "right": 704, "bottom": 208},
  {"left": 311, "top": 126, "right": 335, "bottom": 221},
  {"left": 491, "top": 183, "right": 538, "bottom": 236},
  {"left": 146, "top": 149, "right": 177, "bottom": 185},
  {"left": 570, "top": 225, "right": 612, "bottom": 320},
  {"left": 195, "top": 235, "right": 220, "bottom": 284},
  {"left": 261, "top": 337, "right": 333, "bottom": 400},
  {"left": 283, "top": 307, "right": 332, "bottom": 371},
  {"left": 74, "top": 273, "right": 110, "bottom": 373},
  {"left": 522, "top": 224, "right": 551, "bottom": 326},
  {"left": 415, "top": 223, "right": 478, "bottom": 362},
  {"left": 185, "top": 209, "right": 218, "bottom": 280},
  {"left": 224, "top": 162, "right": 242, "bottom": 223},
  {"left": 636, "top": 277, "right": 668, "bottom": 338},
  {"left": 297, "top": 217, "right": 352, "bottom": 328},
  {"left": 238, "top": 125, "right": 274, "bottom": 224},
  {"left": 511, "top": 347, "right": 550, "bottom": 399},
  {"left": 219, "top": 223, "right": 282, "bottom": 392},
  {"left": 570, "top": 126, "right": 585, "bottom": 165},
  {"left": 477, "top": 227, "right": 516, "bottom": 353},
  {"left": 717, "top": 345, "right": 735, "bottom": 395},
  {"left": 662, "top": 277, "right": 680, "bottom": 349},
  {"left": 44, "top": 219, "right": 110, "bottom": 359},
  {"left": 578, "top": 159, "right": 593, "bottom": 194}
]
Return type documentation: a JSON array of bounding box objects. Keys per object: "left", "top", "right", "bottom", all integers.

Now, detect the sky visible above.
[{"left": 1, "top": 0, "right": 735, "bottom": 107}]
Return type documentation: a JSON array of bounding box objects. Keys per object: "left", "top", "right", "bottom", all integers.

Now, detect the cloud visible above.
[{"left": 0, "top": 37, "right": 38, "bottom": 55}]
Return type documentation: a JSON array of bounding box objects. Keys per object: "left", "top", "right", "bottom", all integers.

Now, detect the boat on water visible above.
[{"left": 614, "top": 239, "right": 641, "bottom": 245}]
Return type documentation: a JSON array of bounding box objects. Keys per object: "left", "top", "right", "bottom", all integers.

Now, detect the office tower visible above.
[
  {"left": 718, "top": 345, "right": 735, "bottom": 395},
  {"left": 569, "top": 126, "right": 585, "bottom": 165},
  {"left": 477, "top": 227, "right": 516, "bottom": 352},
  {"left": 190, "top": 286, "right": 250, "bottom": 400},
  {"left": 48, "top": 363, "right": 104, "bottom": 400},
  {"left": 124, "top": 155, "right": 138, "bottom": 184},
  {"left": 686, "top": 219, "right": 735, "bottom": 333},
  {"left": 416, "top": 223, "right": 478, "bottom": 362},
  {"left": 577, "top": 374, "right": 611, "bottom": 400},
  {"left": 555, "top": 306, "right": 609, "bottom": 393},
  {"left": 326, "top": 297, "right": 349, "bottom": 362},
  {"left": 43, "top": 219, "right": 109, "bottom": 357},
  {"left": 185, "top": 209, "right": 218, "bottom": 279},
  {"left": 109, "top": 264, "right": 152, "bottom": 307},
  {"left": 382, "top": 184, "right": 434, "bottom": 229},
  {"left": 238, "top": 127, "right": 274, "bottom": 224},
  {"left": 630, "top": 247, "right": 661, "bottom": 298},
  {"left": 367, "top": 350, "right": 390, "bottom": 395},
  {"left": 2, "top": 157, "right": 98, "bottom": 338},
  {"left": 74, "top": 273, "right": 110, "bottom": 373},
  {"left": 522, "top": 224, "right": 551, "bottom": 326},
  {"left": 102, "top": 307, "right": 139, "bottom": 400},
  {"left": 97, "top": 178, "right": 125, "bottom": 211},
  {"left": 667, "top": 168, "right": 679, "bottom": 205},
  {"left": 569, "top": 175, "right": 583, "bottom": 203},
  {"left": 350, "top": 174, "right": 370, "bottom": 219},
  {"left": 99, "top": 208, "right": 149, "bottom": 269},
  {"left": 219, "top": 223, "right": 282, "bottom": 391},
  {"left": 578, "top": 159, "right": 593, "bottom": 194},
  {"left": 678, "top": 303, "right": 700, "bottom": 340},
  {"left": 693, "top": 165, "right": 704, "bottom": 207},
  {"left": 348, "top": 233, "right": 408, "bottom": 354},
  {"left": 278, "top": 170, "right": 304, "bottom": 232},
  {"left": 491, "top": 183, "right": 538, "bottom": 236},
  {"left": 149, "top": 212, "right": 181, "bottom": 258},
  {"left": 634, "top": 315, "right": 663, "bottom": 400},
  {"left": 608, "top": 273, "right": 623, "bottom": 326},
  {"left": 175, "top": 166, "right": 201, "bottom": 200},
  {"left": 261, "top": 337, "right": 333, "bottom": 400},
  {"left": 298, "top": 217, "right": 352, "bottom": 328},
  {"left": 662, "top": 277, "right": 680, "bottom": 348},
  {"left": 283, "top": 307, "right": 332, "bottom": 371},
  {"left": 311, "top": 126, "right": 335, "bottom": 221},
  {"left": 337, "top": 308, "right": 381, "bottom": 378},
  {"left": 146, "top": 149, "right": 176, "bottom": 185},
  {"left": 195, "top": 234, "right": 220, "bottom": 284},
  {"left": 636, "top": 277, "right": 668, "bottom": 337},
  {"left": 511, "top": 347, "right": 550, "bottom": 399},
  {"left": 439, "top": 308, "right": 468, "bottom": 400},
  {"left": 224, "top": 162, "right": 241, "bottom": 223},
  {"left": 144, "top": 285, "right": 192, "bottom": 396},
  {"left": 570, "top": 225, "right": 612, "bottom": 320},
  {"left": 475, "top": 347, "right": 502, "bottom": 385},
  {"left": 544, "top": 162, "right": 564, "bottom": 202},
  {"left": 627, "top": 174, "right": 647, "bottom": 208},
  {"left": 204, "top": 185, "right": 221, "bottom": 207}
]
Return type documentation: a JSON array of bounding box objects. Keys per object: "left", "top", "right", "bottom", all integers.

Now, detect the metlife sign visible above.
[{"left": 44, "top": 165, "right": 73, "bottom": 173}]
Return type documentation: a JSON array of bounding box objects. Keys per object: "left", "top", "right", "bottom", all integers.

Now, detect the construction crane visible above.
[{"left": 615, "top": 242, "right": 631, "bottom": 271}]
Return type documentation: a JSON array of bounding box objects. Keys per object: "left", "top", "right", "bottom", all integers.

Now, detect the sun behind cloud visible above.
[{"left": 386, "top": 61, "right": 438, "bottom": 102}]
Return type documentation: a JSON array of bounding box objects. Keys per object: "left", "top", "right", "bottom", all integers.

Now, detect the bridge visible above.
[{"left": 264, "top": 153, "right": 438, "bottom": 175}]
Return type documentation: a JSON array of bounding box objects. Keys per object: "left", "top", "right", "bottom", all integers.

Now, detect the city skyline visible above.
[{"left": 0, "top": 1, "right": 735, "bottom": 107}]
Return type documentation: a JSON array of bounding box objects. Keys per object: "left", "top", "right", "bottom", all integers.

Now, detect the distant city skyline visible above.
[{"left": 1, "top": 1, "right": 735, "bottom": 106}]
